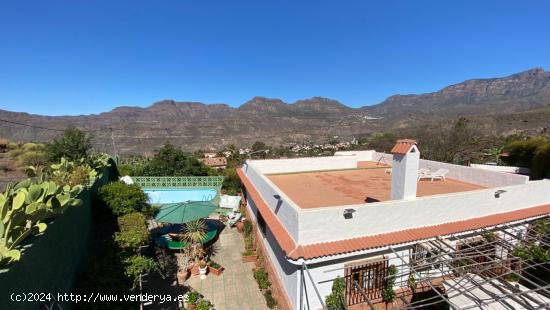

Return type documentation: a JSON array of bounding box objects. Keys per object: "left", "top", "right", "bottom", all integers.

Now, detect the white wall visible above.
[
  {"left": 246, "top": 198, "right": 299, "bottom": 308},
  {"left": 301, "top": 225, "right": 529, "bottom": 310},
  {"left": 334, "top": 150, "right": 375, "bottom": 162},
  {"left": 242, "top": 163, "right": 301, "bottom": 241},
  {"left": 470, "top": 164, "right": 531, "bottom": 175},
  {"left": 247, "top": 156, "right": 357, "bottom": 175},
  {"left": 420, "top": 159, "right": 529, "bottom": 187},
  {"left": 243, "top": 155, "right": 544, "bottom": 245},
  {"left": 298, "top": 180, "right": 550, "bottom": 244},
  {"left": 302, "top": 247, "right": 409, "bottom": 310},
  {"left": 371, "top": 152, "right": 529, "bottom": 187}
]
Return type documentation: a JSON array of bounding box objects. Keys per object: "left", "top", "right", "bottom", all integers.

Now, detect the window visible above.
[
  {"left": 257, "top": 210, "right": 266, "bottom": 235},
  {"left": 344, "top": 257, "right": 388, "bottom": 305},
  {"left": 410, "top": 243, "right": 441, "bottom": 271}
]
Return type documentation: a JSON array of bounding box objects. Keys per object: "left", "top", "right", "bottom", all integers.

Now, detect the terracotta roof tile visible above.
[
  {"left": 238, "top": 168, "right": 550, "bottom": 261},
  {"left": 390, "top": 139, "right": 417, "bottom": 155}
]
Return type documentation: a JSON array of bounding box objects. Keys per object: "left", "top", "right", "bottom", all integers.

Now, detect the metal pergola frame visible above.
[{"left": 301, "top": 215, "right": 550, "bottom": 310}]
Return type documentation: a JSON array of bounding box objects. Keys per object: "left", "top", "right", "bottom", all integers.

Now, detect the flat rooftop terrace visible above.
[{"left": 267, "top": 161, "right": 485, "bottom": 209}]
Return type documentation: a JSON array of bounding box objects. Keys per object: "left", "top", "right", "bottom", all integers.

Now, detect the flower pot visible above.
[
  {"left": 199, "top": 266, "right": 208, "bottom": 279},
  {"left": 209, "top": 265, "right": 224, "bottom": 276},
  {"left": 177, "top": 269, "right": 190, "bottom": 285},
  {"left": 242, "top": 253, "right": 258, "bottom": 263},
  {"left": 186, "top": 303, "right": 196, "bottom": 310},
  {"left": 236, "top": 221, "right": 244, "bottom": 233},
  {"left": 190, "top": 263, "right": 200, "bottom": 276}
]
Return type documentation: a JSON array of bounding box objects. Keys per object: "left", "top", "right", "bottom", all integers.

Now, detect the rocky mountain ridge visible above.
[{"left": 1, "top": 68, "right": 549, "bottom": 154}]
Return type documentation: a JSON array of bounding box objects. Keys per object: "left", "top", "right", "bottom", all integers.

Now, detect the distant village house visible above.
[{"left": 199, "top": 156, "right": 227, "bottom": 170}]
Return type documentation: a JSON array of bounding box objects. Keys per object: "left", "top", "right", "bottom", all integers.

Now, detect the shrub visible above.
[
  {"left": 208, "top": 260, "right": 221, "bottom": 269},
  {"left": 99, "top": 182, "right": 150, "bottom": 216},
  {"left": 532, "top": 144, "right": 550, "bottom": 179},
  {"left": 184, "top": 291, "right": 200, "bottom": 305},
  {"left": 114, "top": 213, "right": 150, "bottom": 251},
  {"left": 325, "top": 276, "right": 347, "bottom": 310},
  {"left": 254, "top": 267, "right": 270, "bottom": 290},
  {"left": 242, "top": 249, "right": 255, "bottom": 256},
  {"left": 264, "top": 290, "right": 278, "bottom": 309},
  {"left": 382, "top": 265, "right": 397, "bottom": 303},
  {"left": 123, "top": 255, "right": 157, "bottom": 288},
  {"left": 16, "top": 151, "right": 48, "bottom": 168},
  {"left": 503, "top": 137, "right": 550, "bottom": 179},
  {"left": 244, "top": 235, "right": 254, "bottom": 251},
  {"left": 195, "top": 299, "right": 211, "bottom": 310},
  {"left": 243, "top": 219, "right": 253, "bottom": 237}
]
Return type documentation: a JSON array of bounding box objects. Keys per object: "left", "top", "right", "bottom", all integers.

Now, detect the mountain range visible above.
[{"left": 1, "top": 68, "right": 549, "bottom": 154}]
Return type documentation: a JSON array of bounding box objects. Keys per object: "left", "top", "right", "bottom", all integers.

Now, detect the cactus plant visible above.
[{"left": 0, "top": 154, "right": 110, "bottom": 268}]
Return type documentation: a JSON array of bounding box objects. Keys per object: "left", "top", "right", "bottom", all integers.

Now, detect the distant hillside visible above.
[
  {"left": 362, "top": 68, "right": 550, "bottom": 122},
  {"left": 1, "top": 68, "right": 549, "bottom": 154}
]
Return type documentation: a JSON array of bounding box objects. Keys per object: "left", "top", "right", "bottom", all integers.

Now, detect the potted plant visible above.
[
  {"left": 183, "top": 220, "right": 207, "bottom": 277},
  {"left": 183, "top": 291, "right": 200, "bottom": 310},
  {"left": 242, "top": 248, "right": 258, "bottom": 262},
  {"left": 235, "top": 219, "right": 244, "bottom": 233},
  {"left": 196, "top": 299, "right": 211, "bottom": 310},
  {"left": 176, "top": 253, "right": 191, "bottom": 284},
  {"left": 208, "top": 260, "right": 224, "bottom": 276},
  {"left": 199, "top": 259, "right": 208, "bottom": 279}
]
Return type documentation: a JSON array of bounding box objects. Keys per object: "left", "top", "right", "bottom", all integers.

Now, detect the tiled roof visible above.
[
  {"left": 237, "top": 169, "right": 298, "bottom": 254},
  {"left": 200, "top": 157, "right": 227, "bottom": 167},
  {"left": 390, "top": 139, "right": 417, "bottom": 155},
  {"left": 238, "top": 168, "right": 550, "bottom": 261}
]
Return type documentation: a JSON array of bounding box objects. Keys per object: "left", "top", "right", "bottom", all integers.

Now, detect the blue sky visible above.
[{"left": 1, "top": 1, "right": 549, "bottom": 116}]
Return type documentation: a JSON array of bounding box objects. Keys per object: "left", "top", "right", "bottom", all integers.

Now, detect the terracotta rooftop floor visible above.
[{"left": 267, "top": 161, "right": 485, "bottom": 209}]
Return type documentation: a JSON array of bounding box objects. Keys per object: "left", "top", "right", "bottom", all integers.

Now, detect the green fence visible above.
[
  {"left": 0, "top": 168, "right": 112, "bottom": 310},
  {"left": 132, "top": 176, "right": 224, "bottom": 205},
  {"left": 132, "top": 176, "right": 224, "bottom": 188}
]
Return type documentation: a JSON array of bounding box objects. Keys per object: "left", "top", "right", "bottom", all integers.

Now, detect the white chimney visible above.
[{"left": 390, "top": 139, "right": 419, "bottom": 200}]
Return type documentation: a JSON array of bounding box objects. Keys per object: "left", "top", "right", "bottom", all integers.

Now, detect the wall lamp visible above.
[
  {"left": 494, "top": 190, "right": 507, "bottom": 198},
  {"left": 343, "top": 208, "right": 356, "bottom": 219}
]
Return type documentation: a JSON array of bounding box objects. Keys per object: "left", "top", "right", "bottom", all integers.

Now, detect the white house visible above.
[{"left": 237, "top": 140, "right": 550, "bottom": 310}]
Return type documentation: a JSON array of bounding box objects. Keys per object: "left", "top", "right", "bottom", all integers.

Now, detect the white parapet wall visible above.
[
  {"left": 297, "top": 180, "right": 550, "bottom": 244},
  {"left": 419, "top": 159, "right": 529, "bottom": 187},
  {"left": 371, "top": 152, "right": 529, "bottom": 187},
  {"left": 242, "top": 162, "right": 301, "bottom": 241},
  {"left": 470, "top": 164, "right": 531, "bottom": 175},
  {"left": 247, "top": 156, "right": 358, "bottom": 175},
  {"left": 334, "top": 150, "right": 376, "bottom": 162}
]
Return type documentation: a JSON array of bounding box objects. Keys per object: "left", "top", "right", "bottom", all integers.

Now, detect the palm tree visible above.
[
  {"left": 484, "top": 146, "right": 504, "bottom": 165},
  {"left": 183, "top": 220, "right": 207, "bottom": 262}
]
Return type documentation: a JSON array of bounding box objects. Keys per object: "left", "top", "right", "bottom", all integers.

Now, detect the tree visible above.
[
  {"left": 46, "top": 126, "right": 92, "bottom": 162},
  {"left": 141, "top": 143, "right": 211, "bottom": 176},
  {"left": 222, "top": 168, "right": 242, "bottom": 195},
  {"left": 250, "top": 141, "right": 269, "bottom": 159},
  {"left": 114, "top": 213, "right": 150, "bottom": 252}
]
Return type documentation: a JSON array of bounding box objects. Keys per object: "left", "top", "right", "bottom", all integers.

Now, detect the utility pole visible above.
[{"left": 109, "top": 127, "right": 118, "bottom": 159}]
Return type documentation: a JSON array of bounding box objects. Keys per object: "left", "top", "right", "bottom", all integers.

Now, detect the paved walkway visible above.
[{"left": 187, "top": 226, "right": 269, "bottom": 310}]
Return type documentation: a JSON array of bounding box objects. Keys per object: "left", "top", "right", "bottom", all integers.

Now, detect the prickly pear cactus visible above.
[{"left": 0, "top": 178, "right": 84, "bottom": 268}]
